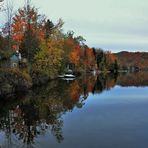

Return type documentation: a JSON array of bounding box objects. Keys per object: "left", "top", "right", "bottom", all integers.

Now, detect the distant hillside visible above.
[{"left": 115, "top": 51, "right": 148, "bottom": 70}]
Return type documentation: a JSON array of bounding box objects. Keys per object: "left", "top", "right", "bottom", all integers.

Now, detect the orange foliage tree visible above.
[
  {"left": 105, "top": 51, "right": 117, "bottom": 70},
  {"left": 84, "top": 48, "right": 96, "bottom": 70},
  {"left": 69, "top": 45, "right": 82, "bottom": 65},
  {"left": 11, "top": 6, "right": 45, "bottom": 50}
]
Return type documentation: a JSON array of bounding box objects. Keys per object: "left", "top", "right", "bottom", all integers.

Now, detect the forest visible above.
[{"left": 0, "top": 1, "right": 118, "bottom": 75}]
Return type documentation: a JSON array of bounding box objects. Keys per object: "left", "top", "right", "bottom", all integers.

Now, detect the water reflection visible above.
[
  {"left": 0, "top": 72, "right": 148, "bottom": 147},
  {"left": 117, "top": 72, "right": 148, "bottom": 87}
]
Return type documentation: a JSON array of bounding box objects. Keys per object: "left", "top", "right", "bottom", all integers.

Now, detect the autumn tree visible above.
[
  {"left": 95, "top": 48, "right": 106, "bottom": 71},
  {"left": 33, "top": 39, "right": 64, "bottom": 78},
  {"left": 63, "top": 31, "right": 88, "bottom": 72},
  {"left": 21, "top": 30, "right": 40, "bottom": 61},
  {"left": 11, "top": 5, "right": 45, "bottom": 61},
  {"left": 83, "top": 47, "right": 96, "bottom": 70},
  {"left": 113, "top": 59, "right": 119, "bottom": 72},
  {"left": 68, "top": 45, "right": 82, "bottom": 65},
  {"left": 63, "top": 31, "right": 76, "bottom": 70},
  {"left": 44, "top": 19, "right": 54, "bottom": 40},
  {"left": 105, "top": 51, "right": 117, "bottom": 72}
]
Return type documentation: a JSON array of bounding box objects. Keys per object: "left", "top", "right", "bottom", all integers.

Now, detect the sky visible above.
[{"left": 1, "top": 0, "right": 148, "bottom": 52}]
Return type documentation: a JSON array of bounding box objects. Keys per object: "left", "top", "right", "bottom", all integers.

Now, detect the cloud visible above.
[{"left": 0, "top": 0, "right": 148, "bottom": 52}]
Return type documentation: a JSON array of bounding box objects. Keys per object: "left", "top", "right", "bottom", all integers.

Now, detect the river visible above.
[{"left": 0, "top": 72, "right": 148, "bottom": 148}]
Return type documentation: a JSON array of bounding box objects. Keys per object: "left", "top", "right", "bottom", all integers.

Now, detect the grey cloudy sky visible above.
[{"left": 1, "top": 0, "right": 148, "bottom": 52}]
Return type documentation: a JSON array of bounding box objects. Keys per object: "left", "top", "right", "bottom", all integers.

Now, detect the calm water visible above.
[{"left": 0, "top": 72, "right": 148, "bottom": 148}]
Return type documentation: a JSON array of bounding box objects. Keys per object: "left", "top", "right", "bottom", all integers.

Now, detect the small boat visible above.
[
  {"left": 62, "top": 77, "right": 75, "bottom": 81},
  {"left": 63, "top": 68, "right": 76, "bottom": 78},
  {"left": 58, "top": 68, "right": 76, "bottom": 79},
  {"left": 64, "top": 74, "right": 75, "bottom": 78},
  {"left": 58, "top": 73, "right": 75, "bottom": 78}
]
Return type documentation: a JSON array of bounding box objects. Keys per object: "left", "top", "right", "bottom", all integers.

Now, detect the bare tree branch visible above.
[{"left": 4, "top": 0, "right": 14, "bottom": 50}]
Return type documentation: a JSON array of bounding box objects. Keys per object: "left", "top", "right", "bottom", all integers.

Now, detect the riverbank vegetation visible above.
[{"left": 0, "top": 2, "right": 118, "bottom": 83}]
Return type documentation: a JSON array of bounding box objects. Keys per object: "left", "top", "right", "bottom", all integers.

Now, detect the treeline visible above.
[
  {"left": 0, "top": 3, "right": 119, "bottom": 79},
  {"left": 115, "top": 51, "right": 148, "bottom": 71}
]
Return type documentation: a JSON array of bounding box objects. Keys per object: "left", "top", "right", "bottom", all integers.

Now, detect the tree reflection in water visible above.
[{"left": 0, "top": 72, "right": 147, "bottom": 147}]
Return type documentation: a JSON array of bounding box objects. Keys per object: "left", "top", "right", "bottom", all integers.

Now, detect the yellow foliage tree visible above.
[{"left": 34, "top": 39, "right": 64, "bottom": 78}]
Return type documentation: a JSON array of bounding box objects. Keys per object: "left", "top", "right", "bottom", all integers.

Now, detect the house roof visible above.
[{"left": 10, "top": 54, "right": 19, "bottom": 61}]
